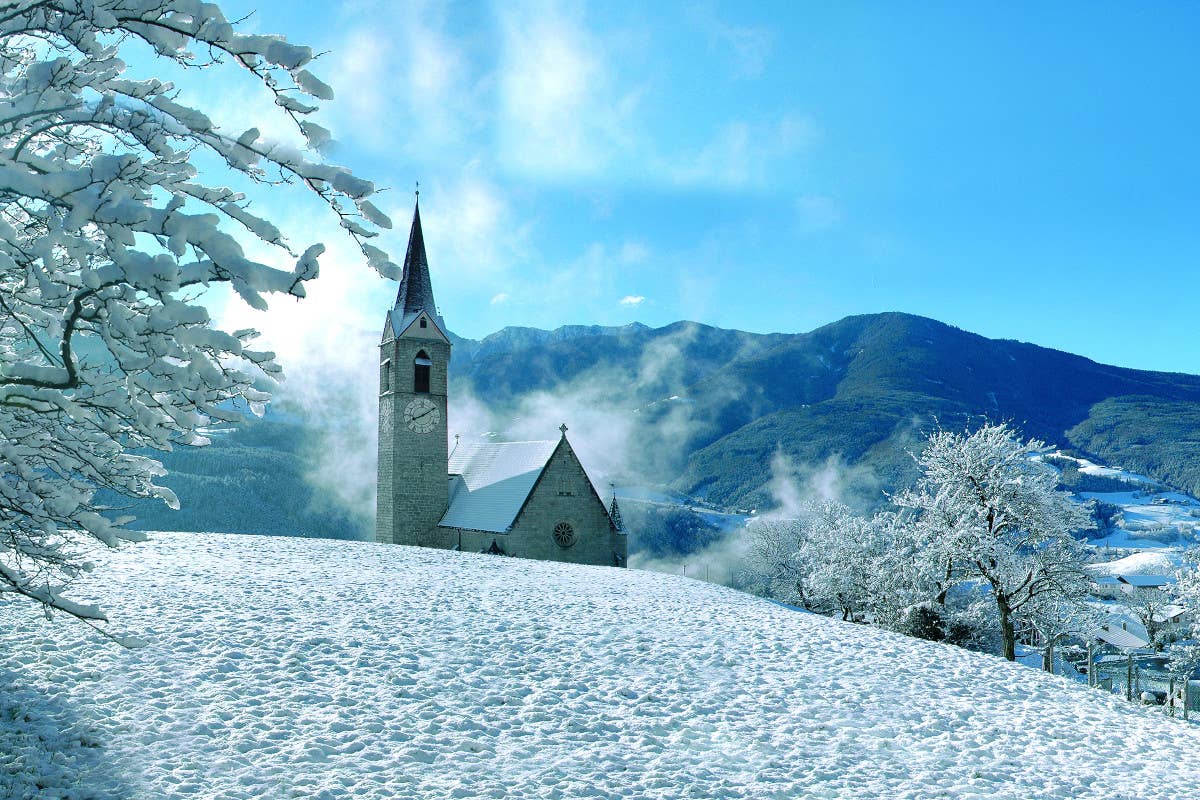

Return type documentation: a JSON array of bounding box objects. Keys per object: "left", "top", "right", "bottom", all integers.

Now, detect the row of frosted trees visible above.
[{"left": 746, "top": 422, "right": 1199, "bottom": 668}]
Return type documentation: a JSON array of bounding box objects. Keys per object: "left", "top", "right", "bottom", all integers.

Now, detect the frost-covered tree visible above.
[
  {"left": 744, "top": 517, "right": 808, "bottom": 606},
  {"left": 897, "top": 423, "right": 1094, "bottom": 660},
  {"left": 745, "top": 502, "right": 926, "bottom": 626},
  {"left": 1124, "top": 586, "right": 1176, "bottom": 652},
  {"left": 1167, "top": 550, "right": 1200, "bottom": 676},
  {"left": 794, "top": 501, "right": 879, "bottom": 622},
  {"left": 1020, "top": 594, "right": 1100, "bottom": 672},
  {"left": 0, "top": 1, "right": 395, "bottom": 630}
]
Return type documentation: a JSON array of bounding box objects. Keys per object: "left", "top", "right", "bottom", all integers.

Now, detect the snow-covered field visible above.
[
  {"left": 3, "top": 533, "right": 1200, "bottom": 800},
  {"left": 1051, "top": 452, "right": 1161, "bottom": 487}
]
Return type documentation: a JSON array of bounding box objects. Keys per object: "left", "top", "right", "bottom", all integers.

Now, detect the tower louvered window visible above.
[{"left": 414, "top": 351, "right": 432, "bottom": 393}]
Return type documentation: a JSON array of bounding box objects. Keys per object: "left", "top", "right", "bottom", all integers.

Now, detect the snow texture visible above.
[
  {"left": 1089, "top": 551, "right": 1182, "bottom": 576},
  {"left": 2, "top": 532, "right": 1200, "bottom": 800}
]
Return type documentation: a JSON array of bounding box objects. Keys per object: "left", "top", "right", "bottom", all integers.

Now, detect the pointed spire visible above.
[
  {"left": 608, "top": 485, "right": 626, "bottom": 533},
  {"left": 394, "top": 197, "right": 437, "bottom": 318}
]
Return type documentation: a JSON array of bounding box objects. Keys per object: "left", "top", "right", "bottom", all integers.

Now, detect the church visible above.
[{"left": 376, "top": 200, "right": 628, "bottom": 568}]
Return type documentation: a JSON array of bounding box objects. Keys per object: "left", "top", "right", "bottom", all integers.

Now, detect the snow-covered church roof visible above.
[{"left": 440, "top": 440, "right": 561, "bottom": 533}]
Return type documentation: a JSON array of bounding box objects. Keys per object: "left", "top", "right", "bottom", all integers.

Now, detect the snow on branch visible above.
[{"left": 0, "top": 0, "right": 395, "bottom": 633}]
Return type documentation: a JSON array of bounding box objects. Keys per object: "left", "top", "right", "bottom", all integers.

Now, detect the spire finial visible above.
[
  {"left": 415, "top": 180, "right": 420, "bottom": 201},
  {"left": 559, "top": 423, "right": 568, "bottom": 438}
]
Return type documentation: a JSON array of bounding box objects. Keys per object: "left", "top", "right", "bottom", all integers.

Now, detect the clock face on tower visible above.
[{"left": 403, "top": 397, "right": 440, "bottom": 434}]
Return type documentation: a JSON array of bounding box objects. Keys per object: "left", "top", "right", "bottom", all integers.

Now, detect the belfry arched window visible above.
[{"left": 414, "top": 351, "right": 432, "bottom": 393}]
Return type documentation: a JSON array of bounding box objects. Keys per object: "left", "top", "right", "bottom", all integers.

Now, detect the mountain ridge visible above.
[{"left": 110, "top": 311, "right": 1200, "bottom": 537}]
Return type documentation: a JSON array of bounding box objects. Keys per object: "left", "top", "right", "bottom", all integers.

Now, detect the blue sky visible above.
[{"left": 211, "top": 1, "right": 1200, "bottom": 374}]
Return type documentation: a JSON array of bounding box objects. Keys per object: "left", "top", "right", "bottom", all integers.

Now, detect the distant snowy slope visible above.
[
  {"left": 3, "top": 533, "right": 1200, "bottom": 799},
  {"left": 1089, "top": 550, "right": 1182, "bottom": 576}
]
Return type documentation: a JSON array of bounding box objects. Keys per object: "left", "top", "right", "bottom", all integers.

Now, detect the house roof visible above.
[
  {"left": 1152, "top": 605, "right": 1188, "bottom": 624},
  {"left": 439, "top": 440, "right": 561, "bottom": 533},
  {"left": 1093, "top": 576, "right": 1122, "bottom": 586},
  {"left": 391, "top": 200, "right": 443, "bottom": 334},
  {"left": 1118, "top": 575, "right": 1176, "bottom": 588},
  {"left": 1093, "top": 624, "right": 1150, "bottom": 651}
]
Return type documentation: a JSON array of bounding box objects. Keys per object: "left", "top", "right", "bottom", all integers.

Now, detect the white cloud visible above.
[
  {"left": 669, "top": 114, "right": 817, "bottom": 189},
  {"left": 419, "top": 172, "right": 530, "bottom": 282},
  {"left": 491, "top": 292, "right": 510, "bottom": 305},
  {"left": 327, "top": 29, "right": 389, "bottom": 142},
  {"left": 619, "top": 295, "right": 645, "bottom": 307},
  {"left": 327, "top": 2, "right": 481, "bottom": 158},
  {"left": 212, "top": 202, "right": 392, "bottom": 526},
  {"left": 495, "top": 1, "right": 640, "bottom": 179}
]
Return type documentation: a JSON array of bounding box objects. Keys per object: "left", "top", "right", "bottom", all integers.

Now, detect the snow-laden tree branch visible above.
[{"left": 0, "top": 0, "right": 397, "bottom": 635}]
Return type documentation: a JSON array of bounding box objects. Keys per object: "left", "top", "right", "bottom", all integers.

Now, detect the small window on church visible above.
[
  {"left": 380, "top": 359, "right": 391, "bottom": 394},
  {"left": 419, "top": 317, "right": 428, "bottom": 328},
  {"left": 414, "top": 351, "right": 432, "bottom": 393},
  {"left": 553, "top": 521, "right": 577, "bottom": 549}
]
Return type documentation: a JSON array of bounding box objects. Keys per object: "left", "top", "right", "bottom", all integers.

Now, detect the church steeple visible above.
[
  {"left": 608, "top": 486, "right": 626, "bottom": 534},
  {"left": 394, "top": 199, "right": 438, "bottom": 319},
  {"left": 377, "top": 194, "right": 452, "bottom": 549}
]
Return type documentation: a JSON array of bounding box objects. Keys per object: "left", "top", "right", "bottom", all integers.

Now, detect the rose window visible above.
[{"left": 553, "top": 521, "right": 577, "bottom": 548}]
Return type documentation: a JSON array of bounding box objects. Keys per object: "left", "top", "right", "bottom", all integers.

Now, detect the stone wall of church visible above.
[{"left": 510, "top": 443, "right": 626, "bottom": 566}]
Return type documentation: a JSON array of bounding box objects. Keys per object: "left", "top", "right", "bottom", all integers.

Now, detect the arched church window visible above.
[
  {"left": 419, "top": 317, "right": 428, "bottom": 328},
  {"left": 380, "top": 358, "right": 391, "bottom": 394},
  {"left": 553, "top": 521, "right": 577, "bottom": 548},
  {"left": 414, "top": 351, "right": 432, "bottom": 393}
]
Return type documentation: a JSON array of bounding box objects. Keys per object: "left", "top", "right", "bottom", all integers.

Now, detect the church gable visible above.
[
  {"left": 505, "top": 437, "right": 619, "bottom": 564},
  {"left": 515, "top": 437, "right": 613, "bottom": 528},
  {"left": 394, "top": 309, "right": 449, "bottom": 343}
]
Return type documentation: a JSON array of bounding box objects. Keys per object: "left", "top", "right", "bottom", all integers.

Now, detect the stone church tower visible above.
[
  {"left": 377, "top": 199, "right": 628, "bottom": 566},
  {"left": 376, "top": 199, "right": 451, "bottom": 546}
]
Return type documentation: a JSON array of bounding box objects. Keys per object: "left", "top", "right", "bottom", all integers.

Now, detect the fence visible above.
[{"left": 1091, "top": 656, "right": 1200, "bottom": 718}]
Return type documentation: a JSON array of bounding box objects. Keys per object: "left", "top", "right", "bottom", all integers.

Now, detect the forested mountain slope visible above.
[{"left": 117, "top": 313, "right": 1200, "bottom": 534}]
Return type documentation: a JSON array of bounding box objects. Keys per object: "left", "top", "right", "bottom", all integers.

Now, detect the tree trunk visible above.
[
  {"left": 935, "top": 559, "right": 953, "bottom": 605},
  {"left": 997, "top": 594, "right": 1016, "bottom": 661},
  {"left": 1042, "top": 641, "right": 1054, "bottom": 673}
]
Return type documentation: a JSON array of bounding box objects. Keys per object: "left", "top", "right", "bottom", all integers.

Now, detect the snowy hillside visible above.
[
  {"left": 1088, "top": 550, "right": 1182, "bottom": 576},
  {"left": 3, "top": 534, "right": 1200, "bottom": 799}
]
